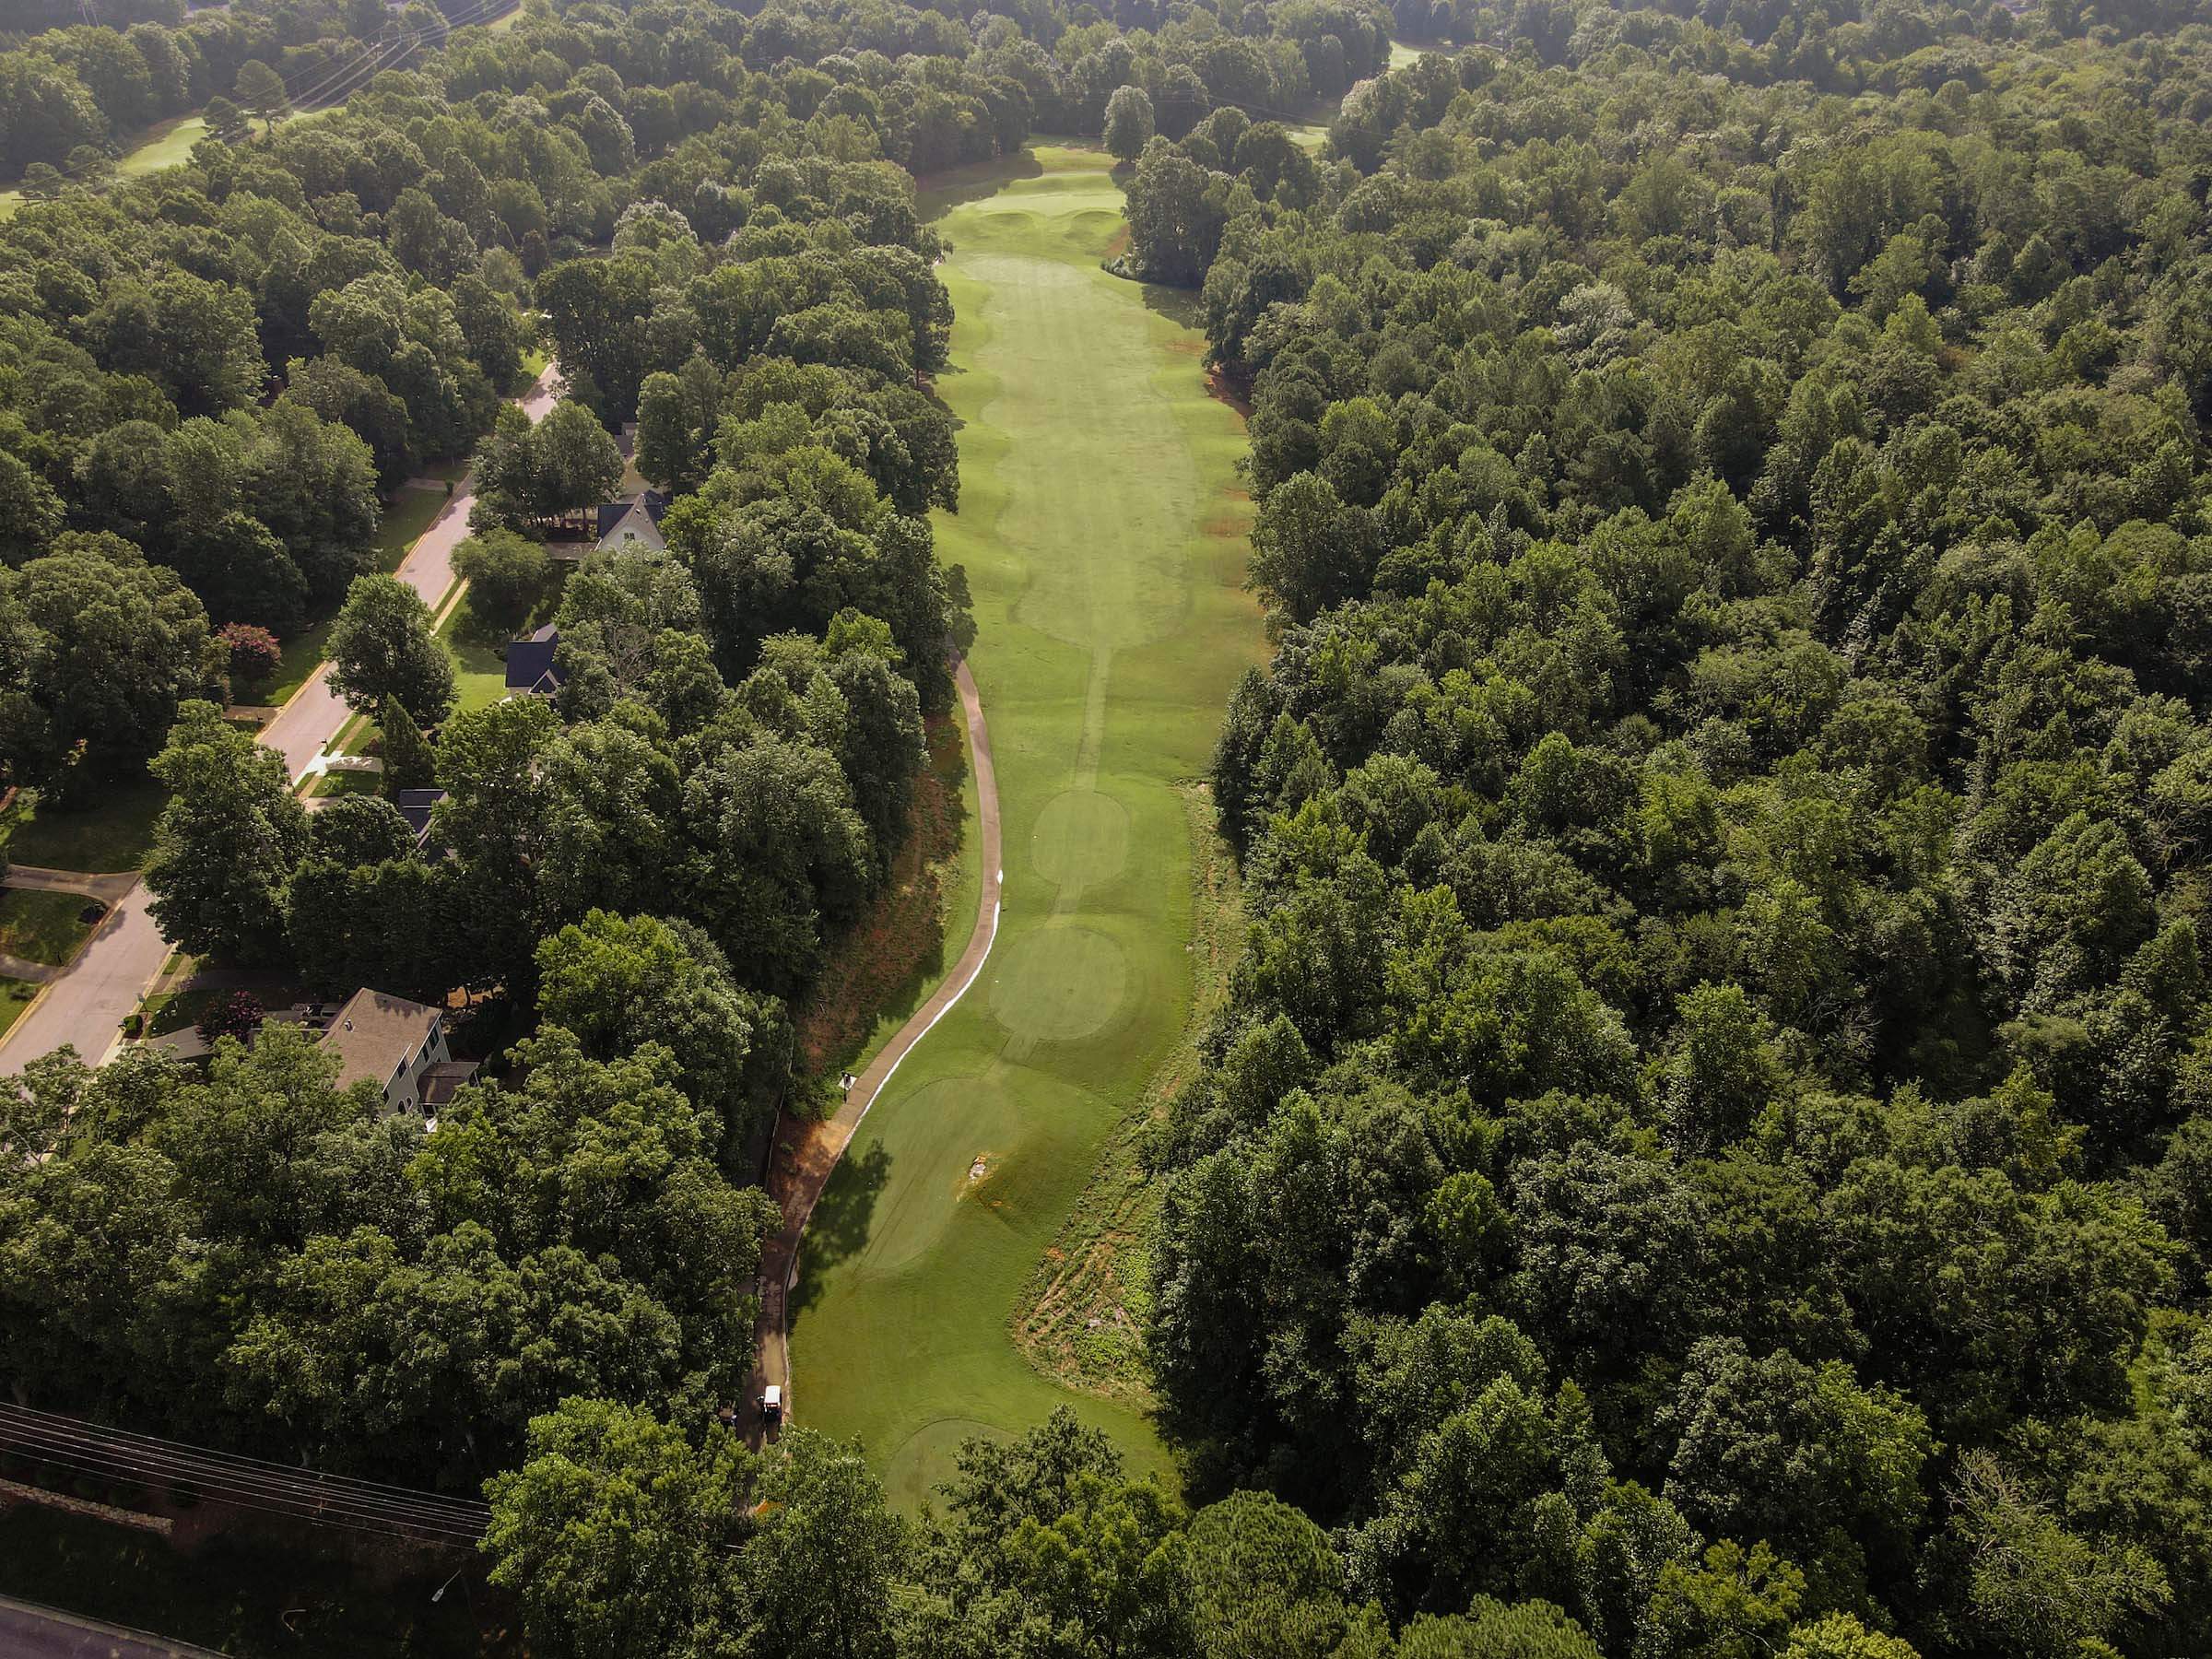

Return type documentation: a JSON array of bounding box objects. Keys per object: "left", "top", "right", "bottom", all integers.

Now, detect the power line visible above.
[
  {"left": 0, "top": 1405, "right": 490, "bottom": 1547},
  {"left": 0, "top": 1440, "right": 489, "bottom": 1545},
  {"left": 8, "top": 0, "right": 518, "bottom": 209},
  {"left": 0, "top": 1403, "right": 492, "bottom": 1512},
  {"left": 0, "top": 1420, "right": 491, "bottom": 1535},
  {"left": 278, "top": 32, "right": 406, "bottom": 107},
  {"left": 0, "top": 1439, "right": 487, "bottom": 1547},
  {"left": 283, "top": 24, "right": 441, "bottom": 110}
]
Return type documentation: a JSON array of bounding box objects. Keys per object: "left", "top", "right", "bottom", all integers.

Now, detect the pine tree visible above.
[{"left": 379, "top": 698, "right": 436, "bottom": 794}]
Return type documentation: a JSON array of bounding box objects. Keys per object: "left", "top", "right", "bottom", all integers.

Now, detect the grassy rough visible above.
[
  {"left": 794, "top": 710, "right": 983, "bottom": 1098},
  {"left": 786, "top": 145, "right": 1266, "bottom": 1509},
  {"left": 1009, "top": 782, "right": 1244, "bottom": 1406}
]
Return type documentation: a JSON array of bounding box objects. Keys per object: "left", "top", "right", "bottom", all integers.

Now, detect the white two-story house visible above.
[{"left": 318, "top": 989, "right": 473, "bottom": 1120}]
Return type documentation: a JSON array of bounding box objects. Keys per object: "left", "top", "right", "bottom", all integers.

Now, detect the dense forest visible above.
[
  {"left": 1128, "top": 4, "right": 2212, "bottom": 1657},
  {"left": 10, "top": 0, "right": 2212, "bottom": 1653}
]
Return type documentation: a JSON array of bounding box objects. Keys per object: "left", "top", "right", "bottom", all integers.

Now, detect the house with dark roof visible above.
[
  {"left": 594, "top": 490, "right": 669, "bottom": 555},
  {"left": 319, "top": 989, "right": 474, "bottom": 1120},
  {"left": 504, "top": 623, "right": 563, "bottom": 699},
  {"left": 393, "top": 787, "right": 447, "bottom": 850}
]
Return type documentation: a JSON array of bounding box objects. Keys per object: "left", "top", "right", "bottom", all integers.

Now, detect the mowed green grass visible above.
[
  {"left": 0, "top": 888, "right": 100, "bottom": 965},
  {"left": 116, "top": 114, "right": 209, "bottom": 178},
  {"left": 787, "top": 146, "right": 1267, "bottom": 1508},
  {"left": 2, "top": 777, "right": 167, "bottom": 873}
]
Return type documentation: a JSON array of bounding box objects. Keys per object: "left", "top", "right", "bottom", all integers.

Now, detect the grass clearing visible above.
[
  {"left": 1, "top": 780, "right": 167, "bottom": 873},
  {"left": 116, "top": 114, "right": 209, "bottom": 177},
  {"left": 0, "top": 112, "right": 207, "bottom": 218},
  {"left": 788, "top": 145, "right": 1267, "bottom": 1509},
  {"left": 0, "top": 889, "right": 100, "bottom": 966}
]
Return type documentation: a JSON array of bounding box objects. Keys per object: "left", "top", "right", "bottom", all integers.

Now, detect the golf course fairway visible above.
[{"left": 784, "top": 144, "right": 1266, "bottom": 1507}]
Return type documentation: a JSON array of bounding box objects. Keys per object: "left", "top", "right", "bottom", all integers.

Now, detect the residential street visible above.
[
  {"left": 0, "top": 363, "right": 562, "bottom": 1074},
  {"left": 259, "top": 363, "right": 561, "bottom": 782}
]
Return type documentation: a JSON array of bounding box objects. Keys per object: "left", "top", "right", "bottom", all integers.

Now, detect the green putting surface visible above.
[{"left": 786, "top": 145, "right": 1267, "bottom": 1507}]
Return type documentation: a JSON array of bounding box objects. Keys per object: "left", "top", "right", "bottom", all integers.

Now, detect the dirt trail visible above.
[{"left": 744, "top": 654, "right": 1001, "bottom": 1443}]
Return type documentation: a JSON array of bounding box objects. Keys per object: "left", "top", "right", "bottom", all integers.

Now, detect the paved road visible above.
[
  {"left": 0, "top": 365, "right": 563, "bottom": 1074},
  {"left": 262, "top": 363, "right": 560, "bottom": 782},
  {"left": 0, "top": 1594, "right": 226, "bottom": 1657},
  {"left": 746, "top": 654, "right": 1002, "bottom": 1444}
]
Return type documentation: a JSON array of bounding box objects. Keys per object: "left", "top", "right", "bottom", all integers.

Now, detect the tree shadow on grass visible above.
[
  {"left": 792, "top": 706, "right": 972, "bottom": 1082},
  {"left": 1134, "top": 277, "right": 1207, "bottom": 333},
  {"left": 914, "top": 147, "right": 1048, "bottom": 219},
  {"left": 788, "top": 1139, "right": 892, "bottom": 1322}
]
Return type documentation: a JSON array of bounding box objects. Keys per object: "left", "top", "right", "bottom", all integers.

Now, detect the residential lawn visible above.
[
  {"left": 327, "top": 711, "right": 373, "bottom": 759},
  {"left": 440, "top": 597, "right": 512, "bottom": 715},
  {"left": 519, "top": 346, "right": 549, "bottom": 380},
  {"left": 788, "top": 146, "right": 1268, "bottom": 1511},
  {"left": 261, "top": 615, "right": 335, "bottom": 705},
  {"left": 309, "top": 769, "right": 381, "bottom": 799},
  {"left": 1, "top": 779, "right": 167, "bottom": 873},
  {"left": 373, "top": 485, "right": 452, "bottom": 573},
  {"left": 260, "top": 488, "right": 453, "bottom": 705},
  {"left": 0, "top": 889, "right": 100, "bottom": 966},
  {"left": 143, "top": 982, "right": 223, "bottom": 1037},
  {"left": 439, "top": 570, "right": 566, "bottom": 716},
  {"left": 0, "top": 977, "right": 39, "bottom": 1035},
  {"left": 142, "top": 979, "right": 307, "bottom": 1037}
]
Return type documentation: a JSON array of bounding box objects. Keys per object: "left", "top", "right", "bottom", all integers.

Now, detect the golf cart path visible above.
[{"left": 746, "top": 653, "right": 1001, "bottom": 1443}]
